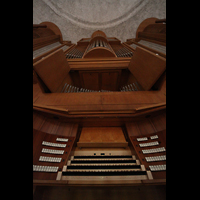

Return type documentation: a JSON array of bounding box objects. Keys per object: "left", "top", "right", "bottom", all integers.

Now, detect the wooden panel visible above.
[
  {"left": 33, "top": 49, "right": 71, "bottom": 93},
  {"left": 33, "top": 129, "right": 76, "bottom": 180},
  {"left": 143, "top": 24, "right": 166, "bottom": 33},
  {"left": 74, "top": 147, "right": 132, "bottom": 156},
  {"left": 128, "top": 47, "right": 166, "bottom": 90},
  {"left": 40, "top": 21, "right": 63, "bottom": 42},
  {"left": 79, "top": 127, "right": 126, "bottom": 143},
  {"left": 77, "top": 142, "right": 128, "bottom": 148},
  {"left": 33, "top": 112, "right": 46, "bottom": 130},
  {"left": 33, "top": 90, "right": 165, "bottom": 115},
  {"left": 39, "top": 118, "right": 60, "bottom": 134},
  {"left": 62, "top": 175, "right": 147, "bottom": 183},
  {"left": 129, "top": 130, "right": 166, "bottom": 179},
  {"left": 33, "top": 28, "right": 55, "bottom": 38},
  {"left": 150, "top": 113, "right": 166, "bottom": 132},
  {"left": 84, "top": 48, "right": 116, "bottom": 58},
  {"left": 33, "top": 35, "right": 60, "bottom": 50},
  {"left": 68, "top": 57, "right": 130, "bottom": 71},
  {"left": 135, "top": 18, "right": 158, "bottom": 38},
  {"left": 125, "top": 114, "right": 165, "bottom": 137},
  {"left": 77, "top": 127, "right": 128, "bottom": 147},
  {"left": 136, "top": 119, "right": 156, "bottom": 135},
  {"left": 80, "top": 70, "right": 121, "bottom": 91},
  {"left": 91, "top": 30, "right": 107, "bottom": 38},
  {"left": 125, "top": 122, "right": 141, "bottom": 137},
  {"left": 81, "top": 72, "right": 99, "bottom": 90},
  {"left": 138, "top": 32, "right": 166, "bottom": 43},
  {"left": 101, "top": 71, "right": 119, "bottom": 91},
  {"left": 33, "top": 111, "right": 78, "bottom": 137}
]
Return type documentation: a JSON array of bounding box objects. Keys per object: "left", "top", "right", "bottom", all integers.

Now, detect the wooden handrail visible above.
[
  {"left": 33, "top": 102, "right": 165, "bottom": 115},
  {"left": 135, "top": 102, "right": 166, "bottom": 111},
  {"left": 33, "top": 104, "right": 68, "bottom": 112}
]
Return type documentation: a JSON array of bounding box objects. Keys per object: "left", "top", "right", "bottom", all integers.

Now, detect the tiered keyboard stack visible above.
[
  {"left": 58, "top": 154, "right": 155, "bottom": 183},
  {"left": 129, "top": 130, "right": 166, "bottom": 180},
  {"left": 33, "top": 129, "right": 75, "bottom": 180}
]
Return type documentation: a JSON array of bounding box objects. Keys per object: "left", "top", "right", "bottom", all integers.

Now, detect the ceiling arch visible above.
[{"left": 33, "top": 0, "right": 166, "bottom": 43}]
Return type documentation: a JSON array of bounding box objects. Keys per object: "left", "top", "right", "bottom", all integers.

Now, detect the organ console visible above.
[{"left": 33, "top": 18, "right": 166, "bottom": 188}]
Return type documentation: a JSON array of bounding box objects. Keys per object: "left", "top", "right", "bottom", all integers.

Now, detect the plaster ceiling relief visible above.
[
  {"left": 42, "top": 0, "right": 149, "bottom": 29},
  {"left": 33, "top": 0, "right": 166, "bottom": 43}
]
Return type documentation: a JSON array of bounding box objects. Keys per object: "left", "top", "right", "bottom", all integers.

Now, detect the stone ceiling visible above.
[{"left": 33, "top": 0, "right": 166, "bottom": 43}]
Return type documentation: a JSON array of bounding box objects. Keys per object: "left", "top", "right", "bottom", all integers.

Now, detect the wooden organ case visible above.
[
  {"left": 125, "top": 18, "right": 166, "bottom": 58},
  {"left": 33, "top": 19, "right": 166, "bottom": 187}
]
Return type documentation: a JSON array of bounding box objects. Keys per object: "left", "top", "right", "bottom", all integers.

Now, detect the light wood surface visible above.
[
  {"left": 74, "top": 147, "right": 132, "bottom": 156},
  {"left": 79, "top": 127, "right": 126, "bottom": 143},
  {"left": 77, "top": 127, "right": 128, "bottom": 148},
  {"left": 33, "top": 49, "right": 71, "bottom": 93},
  {"left": 128, "top": 47, "right": 166, "bottom": 91}
]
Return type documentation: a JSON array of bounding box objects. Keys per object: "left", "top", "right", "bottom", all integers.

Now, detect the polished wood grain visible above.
[
  {"left": 128, "top": 47, "right": 166, "bottom": 91},
  {"left": 74, "top": 147, "right": 132, "bottom": 156},
  {"left": 84, "top": 47, "right": 116, "bottom": 58},
  {"left": 40, "top": 22, "right": 64, "bottom": 42},
  {"left": 128, "top": 130, "right": 166, "bottom": 180},
  {"left": 77, "top": 127, "right": 128, "bottom": 147},
  {"left": 33, "top": 111, "right": 78, "bottom": 136},
  {"left": 125, "top": 113, "right": 166, "bottom": 136},
  {"left": 135, "top": 18, "right": 158, "bottom": 39},
  {"left": 33, "top": 128, "right": 77, "bottom": 181},
  {"left": 68, "top": 57, "right": 131, "bottom": 71},
  {"left": 79, "top": 127, "right": 126, "bottom": 142},
  {"left": 33, "top": 35, "right": 60, "bottom": 51},
  {"left": 78, "top": 70, "right": 121, "bottom": 91},
  {"left": 33, "top": 49, "right": 72, "bottom": 93}
]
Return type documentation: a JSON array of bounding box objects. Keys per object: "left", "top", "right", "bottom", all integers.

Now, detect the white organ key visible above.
[
  {"left": 39, "top": 156, "right": 62, "bottom": 163},
  {"left": 150, "top": 135, "right": 158, "bottom": 140},
  {"left": 149, "top": 164, "right": 166, "bottom": 171},
  {"left": 42, "top": 148, "right": 64, "bottom": 154},
  {"left": 42, "top": 141, "right": 66, "bottom": 148},
  {"left": 137, "top": 137, "right": 148, "bottom": 141},
  {"left": 56, "top": 138, "right": 68, "bottom": 142},
  {"left": 145, "top": 155, "right": 166, "bottom": 162},
  {"left": 142, "top": 147, "right": 166, "bottom": 154},
  {"left": 33, "top": 165, "right": 59, "bottom": 172},
  {"left": 139, "top": 141, "right": 159, "bottom": 147}
]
